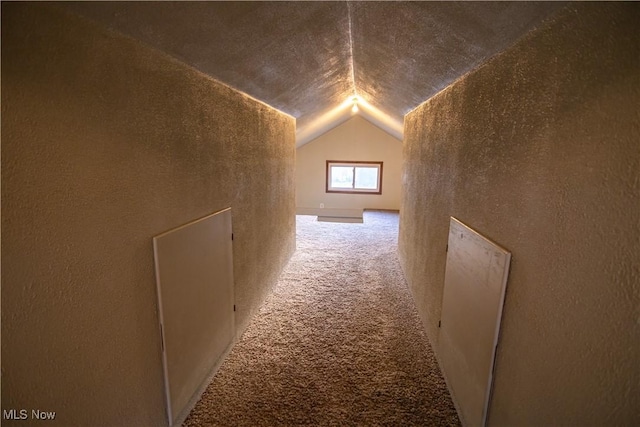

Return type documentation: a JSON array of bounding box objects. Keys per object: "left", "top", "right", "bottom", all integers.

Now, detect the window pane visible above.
[
  {"left": 354, "top": 167, "right": 378, "bottom": 189},
  {"left": 331, "top": 166, "right": 354, "bottom": 188},
  {"left": 326, "top": 161, "right": 382, "bottom": 194}
]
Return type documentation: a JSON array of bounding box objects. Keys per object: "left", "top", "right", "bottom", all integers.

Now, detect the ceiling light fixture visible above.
[{"left": 351, "top": 97, "right": 359, "bottom": 113}]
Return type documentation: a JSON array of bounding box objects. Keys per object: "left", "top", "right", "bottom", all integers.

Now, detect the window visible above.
[{"left": 326, "top": 161, "right": 383, "bottom": 194}]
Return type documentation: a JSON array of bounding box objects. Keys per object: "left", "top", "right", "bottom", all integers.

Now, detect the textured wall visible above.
[
  {"left": 399, "top": 3, "right": 639, "bottom": 425},
  {"left": 297, "top": 116, "right": 402, "bottom": 216},
  {"left": 1, "top": 3, "right": 295, "bottom": 426}
]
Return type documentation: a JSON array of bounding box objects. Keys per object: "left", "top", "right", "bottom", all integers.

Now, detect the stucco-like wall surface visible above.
[
  {"left": 297, "top": 115, "right": 402, "bottom": 216},
  {"left": 1, "top": 3, "right": 295, "bottom": 426},
  {"left": 399, "top": 3, "right": 639, "bottom": 425}
]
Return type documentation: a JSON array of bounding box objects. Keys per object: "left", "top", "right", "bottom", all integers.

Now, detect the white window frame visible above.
[{"left": 326, "top": 161, "right": 383, "bottom": 195}]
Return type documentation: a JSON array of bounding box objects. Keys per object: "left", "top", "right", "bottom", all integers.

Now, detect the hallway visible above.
[
  {"left": 184, "top": 212, "right": 459, "bottom": 426},
  {"left": 3, "top": 3, "right": 637, "bottom": 425}
]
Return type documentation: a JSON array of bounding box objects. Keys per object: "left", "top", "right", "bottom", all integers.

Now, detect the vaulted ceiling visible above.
[{"left": 64, "top": 1, "right": 565, "bottom": 145}]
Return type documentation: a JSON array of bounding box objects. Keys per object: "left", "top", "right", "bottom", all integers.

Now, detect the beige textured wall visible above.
[
  {"left": 399, "top": 3, "right": 639, "bottom": 425},
  {"left": 1, "top": 4, "right": 295, "bottom": 426},
  {"left": 297, "top": 116, "right": 402, "bottom": 215}
]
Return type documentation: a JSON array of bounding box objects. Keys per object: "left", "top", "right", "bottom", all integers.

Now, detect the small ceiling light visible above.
[{"left": 351, "top": 97, "right": 359, "bottom": 113}]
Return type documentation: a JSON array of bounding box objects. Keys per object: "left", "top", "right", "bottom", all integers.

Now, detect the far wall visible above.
[{"left": 296, "top": 115, "right": 402, "bottom": 217}]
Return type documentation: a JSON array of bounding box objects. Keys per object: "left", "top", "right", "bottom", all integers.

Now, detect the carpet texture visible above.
[{"left": 184, "top": 211, "right": 460, "bottom": 426}]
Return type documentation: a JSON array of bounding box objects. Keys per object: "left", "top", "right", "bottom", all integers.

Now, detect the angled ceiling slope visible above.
[{"left": 64, "top": 1, "right": 564, "bottom": 146}]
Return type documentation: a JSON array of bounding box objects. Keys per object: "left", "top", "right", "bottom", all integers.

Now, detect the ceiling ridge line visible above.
[{"left": 346, "top": 1, "right": 357, "bottom": 97}]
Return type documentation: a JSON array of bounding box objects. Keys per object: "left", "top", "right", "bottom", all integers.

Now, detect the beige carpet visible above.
[{"left": 184, "top": 211, "right": 460, "bottom": 426}]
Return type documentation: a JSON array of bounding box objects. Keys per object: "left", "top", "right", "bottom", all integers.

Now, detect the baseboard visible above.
[
  {"left": 317, "top": 216, "right": 364, "bottom": 223},
  {"left": 296, "top": 207, "right": 363, "bottom": 219},
  {"left": 363, "top": 208, "right": 400, "bottom": 213}
]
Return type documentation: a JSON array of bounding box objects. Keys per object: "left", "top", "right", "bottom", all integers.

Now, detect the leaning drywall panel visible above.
[
  {"left": 439, "top": 217, "right": 511, "bottom": 427},
  {"left": 153, "top": 208, "right": 235, "bottom": 425}
]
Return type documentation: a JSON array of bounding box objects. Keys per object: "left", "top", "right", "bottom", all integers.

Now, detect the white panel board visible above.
[
  {"left": 439, "top": 217, "right": 511, "bottom": 427},
  {"left": 153, "top": 208, "right": 235, "bottom": 426}
]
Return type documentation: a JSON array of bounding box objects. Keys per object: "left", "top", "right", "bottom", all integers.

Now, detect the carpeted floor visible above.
[{"left": 184, "top": 211, "right": 460, "bottom": 426}]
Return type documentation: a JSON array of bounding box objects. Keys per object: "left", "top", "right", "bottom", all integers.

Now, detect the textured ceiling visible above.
[{"left": 64, "top": 1, "right": 565, "bottom": 144}]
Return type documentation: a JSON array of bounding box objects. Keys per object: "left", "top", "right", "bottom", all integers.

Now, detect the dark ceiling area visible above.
[{"left": 63, "top": 1, "right": 565, "bottom": 143}]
